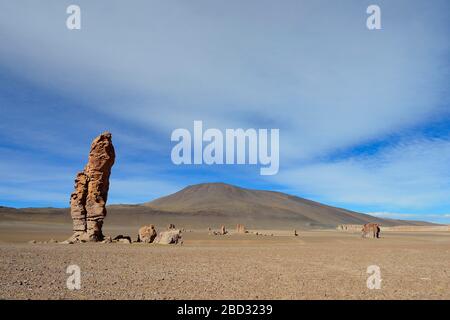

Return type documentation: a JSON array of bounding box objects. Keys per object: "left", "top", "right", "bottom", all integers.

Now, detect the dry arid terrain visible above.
[
  {"left": 1, "top": 183, "right": 448, "bottom": 299},
  {"left": 0, "top": 220, "right": 449, "bottom": 300}
]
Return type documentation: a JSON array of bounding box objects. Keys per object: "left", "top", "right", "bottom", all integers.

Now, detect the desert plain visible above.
[{"left": 0, "top": 217, "right": 449, "bottom": 300}]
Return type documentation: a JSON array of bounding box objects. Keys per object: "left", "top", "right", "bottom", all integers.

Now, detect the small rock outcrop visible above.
[
  {"left": 66, "top": 132, "right": 115, "bottom": 243},
  {"left": 101, "top": 236, "right": 112, "bottom": 244},
  {"left": 137, "top": 225, "right": 157, "bottom": 243},
  {"left": 167, "top": 223, "right": 176, "bottom": 230},
  {"left": 236, "top": 224, "right": 247, "bottom": 233},
  {"left": 337, "top": 224, "right": 363, "bottom": 232},
  {"left": 154, "top": 229, "right": 183, "bottom": 245},
  {"left": 361, "top": 223, "right": 381, "bottom": 238}
]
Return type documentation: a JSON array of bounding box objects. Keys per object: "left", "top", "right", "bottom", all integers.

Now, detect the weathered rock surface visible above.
[
  {"left": 113, "top": 235, "right": 132, "bottom": 243},
  {"left": 67, "top": 132, "right": 115, "bottom": 243},
  {"left": 101, "top": 236, "right": 112, "bottom": 244},
  {"left": 236, "top": 224, "right": 247, "bottom": 233},
  {"left": 154, "top": 230, "right": 183, "bottom": 245},
  {"left": 137, "top": 225, "right": 157, "bottom": 243},
  {"left": 362, "top": 223, "right": 381, "bottom": 238}
]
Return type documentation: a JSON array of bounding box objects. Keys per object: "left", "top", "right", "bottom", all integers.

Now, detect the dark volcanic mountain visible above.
[{"left": 143, "top": 183, "right": 432, "bottom": 228}]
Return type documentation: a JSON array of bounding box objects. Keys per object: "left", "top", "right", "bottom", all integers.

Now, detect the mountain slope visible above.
[
  {"left": 143, "top": 183, "right": 430, "bottom": 227},
  {"left": 0, "top": 183, "right": 437, "bottom": 229}
]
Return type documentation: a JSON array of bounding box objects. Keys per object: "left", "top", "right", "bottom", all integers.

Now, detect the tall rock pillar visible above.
[{"left": 67, "top": 132, "right": 115, "bottom": 243}]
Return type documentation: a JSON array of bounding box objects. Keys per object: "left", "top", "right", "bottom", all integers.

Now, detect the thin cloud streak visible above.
[{"left": 0, "top": 0, "right": 449, "bottom": 222}]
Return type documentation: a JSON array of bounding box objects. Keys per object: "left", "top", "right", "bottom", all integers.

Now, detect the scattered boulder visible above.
[
  {"left": 137, "top": 225, "right": 157, "bottom": 243},
  {"left": 101, "top": 236, "right": 112, "bottom": 244},
  {"left": 28, "top": 240, "right": 36, "bottom": 244},
  {"left": 113, "top": 235, "right": 132, "bottom": 243},
  {"left": 167, "top": 223, "right": 176, "bottom": 230},
  {"left": 362, "top": 223, "right": 381, "bottom": 238},
  {"left": 67, "top": 132, "right": 115, "bottom": 243},
  {"left": 210, "top": 225, "right": 228, "bottom": 236},
  {"left": 294, "top": 230, "right": 298, "bottom": 237},
  {"left": 154, "top": 229, "right": 183, "bottom": 245},
  {"left": 236, "top": 224, "right": 247, "bottom": 233}
]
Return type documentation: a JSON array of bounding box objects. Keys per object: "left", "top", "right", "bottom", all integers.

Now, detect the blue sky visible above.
[{"left": 0, "top": 0, "right": 449, "bottom": 223}]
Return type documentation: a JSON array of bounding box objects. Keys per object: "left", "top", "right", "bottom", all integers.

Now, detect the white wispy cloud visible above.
[
  {"left": 273, "top": 137, "right": 450, "bottom": 210},
  {"left": 0, "top": 0, "right": 449, "bottom": 218},
  {"left": 1, "top": 0, "right": 448, "bottom": 160},
  {"left": 369, "top": 212, "right": 450, "bottom": 224}
]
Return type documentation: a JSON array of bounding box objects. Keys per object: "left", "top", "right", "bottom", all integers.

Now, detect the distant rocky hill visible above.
[
  {"left": 0, "top": 183, "right": 438, "bottom": 229},
  {"left": 143, "top": 183, "right": 436, "bottom": 228}
]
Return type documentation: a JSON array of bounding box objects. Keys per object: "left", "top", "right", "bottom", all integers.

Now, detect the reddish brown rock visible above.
[
  {"left": 66, "top": 132, "right": 115, "bottom": 243},
  {"left": 70, "top": 172, "right": 88, "bottom": 234},
  {"left": 138, "top": 225, "right": 157, "bottom": 243},
  {"left": 361, "top": 223, "right": 381, "bottom": 238}
]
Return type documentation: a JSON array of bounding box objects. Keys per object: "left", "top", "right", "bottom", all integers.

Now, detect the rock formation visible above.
[
  {"left": 167, "top": 223, "right": 176, "bottom": 230},
  {"left": 337, "top": 224, "right": 364, "bottom": 232},
  {"left": 220, "top": 225, "right": 227, "bottom": 235},
  {"left": 113, "top": 235, "right": 132, "bottom": 244},
  {"left": 137, "top": 225, "right": 157, "bottom": 243},
  {"left": 154, "top": 229, "right": 183, "bottom": 245},
  {"left": 361, "top": 223, "right": 381, "bottom": 238},
  {"left": 236, "top": 224, "right": 247, "bottom": 233},
  {"left": 66, "top": 132, "right": 115, "bottom": 243},
  {"left": 294, "top": 229, "right": 298, "bottom": 236}
]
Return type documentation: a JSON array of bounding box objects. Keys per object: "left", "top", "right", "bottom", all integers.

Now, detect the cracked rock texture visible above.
[{"left": 68, "top": 132, "right": 115, "bottom": 242}]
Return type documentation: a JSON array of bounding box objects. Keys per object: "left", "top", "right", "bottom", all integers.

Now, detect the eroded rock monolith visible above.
[{"left": 66, "top": 132, "right": 115, "bottom": 243}]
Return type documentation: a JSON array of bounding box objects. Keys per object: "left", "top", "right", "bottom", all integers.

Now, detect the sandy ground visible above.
[{"left": 0, "top": 223, "right": 449, "bottom": 300}]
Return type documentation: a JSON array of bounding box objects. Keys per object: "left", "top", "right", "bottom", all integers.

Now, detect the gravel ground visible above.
[{"left": 0, "top": 231, "right": 449, "bottom": 299}]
